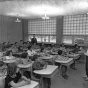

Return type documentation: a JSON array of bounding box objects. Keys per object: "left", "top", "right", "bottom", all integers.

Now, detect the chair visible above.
[
  {"left": 30, "top": 66, "right": 43, "bottom": 88},
  {"left": 83, "top": 81, "right": 88, "bottom": 88},
  {"left": 53, "top": 55, "right": 58, "bottom": 65},
  {"left": 0, "top": 76, "right": 5, "bottom": 88}
]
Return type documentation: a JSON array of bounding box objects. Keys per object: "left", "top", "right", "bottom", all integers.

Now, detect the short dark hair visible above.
[
  {"left": 58, "top": 50, "right": 63, "bottom": 55},
  {"left": 20, "top": 40, "right": 23, "bottom": 42},
  {"left": 7, "top": 63, "right": 17, "bottom": 76},
  {"left": 21, "top": 53, "right": 28, "bottom": 58},
  {"left": 8, "top": 41, "right": 10, "bottom": 43},
  {"left": 5, "top": 50, "right": 12, "bottom": 56},
  {"left": 15, "top": 42, "right": 17, "bottom": 44},
  {"left": 60, "top": 43, "right": 64, "bottom": 47},
  {"left": 3, "top": 42, "right": 6, "bottom": 45},
  {"left": 28, "top": 45, "right": 31, "bottom": 50},
  {"left": 11, "top": 44, "right": 13, "bottom": 46},
  {"left": 0, "top": 61, "right": 4, "bottom": 67}
]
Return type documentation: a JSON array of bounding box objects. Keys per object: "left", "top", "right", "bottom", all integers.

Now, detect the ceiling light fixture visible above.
[
  {"left": 41, "top": 10, "right": 50, "bottom": 19},
  {"left": 15, "top": 14, "right": 21, "bottom": 22}
]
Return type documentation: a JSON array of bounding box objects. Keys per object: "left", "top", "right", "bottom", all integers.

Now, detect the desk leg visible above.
[{"left": 43, "top": 77, "right": 51, "bottom": 88}]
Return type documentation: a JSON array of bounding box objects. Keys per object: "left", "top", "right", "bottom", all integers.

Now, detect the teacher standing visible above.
[
  {"left": 31, "top": 34, "right": 37, "bottom": 45},
  {"left": 83, "top": 41, "right": 88, "bottom": 81}
]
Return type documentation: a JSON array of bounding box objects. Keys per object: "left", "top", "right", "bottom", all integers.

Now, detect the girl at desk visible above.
[
  {"left": 27, "top": 45, "right": 37, "bottom": 56},
  {"left": 20, "top": 52, "right": 32, "bottom": 65},
  {"left": 27, "top": 45, "right": 37, "bottom": 61},
  {"left": 4, "top": 62, "right": 31, "bottom": 88},
  {"left": 40, "top": 42, "right": 45, "bottom": 52},
  {"left": 55, "top": 50, "right": 69, "bottom": 79},
  {"left": 32, "top": 58, "right": 51, "bottom": 88},
  {"left": 4, "top": 50, "right": 15, "bottom": 60}
]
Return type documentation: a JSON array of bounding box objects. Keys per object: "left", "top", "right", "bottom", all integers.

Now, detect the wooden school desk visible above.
[
  {"left": 17, "top": 61, "right": 33, "bottom": 69},
  {"left": 39, "top": 55, "right": 54, "bottom": 65},
  {"left": 33, "top": 65, "right": 58, "bottom": 88},
  {"left": 13, "top": 81, "right": 39, "bottom": 88},
  {"left": 55, "top": 57, "right": 73, "bottom": 76},
  {"left": 66, "top": 53, "right": 80, "bottom": 60},
  {"left": 17, "top": 61, "right": 34, "bottom": 72},
  {"left": 3, "top": 59, "right": 17, "bottom": 63},
  {"left": 55, "top": 58, "right": 73, "bottom": 66}
]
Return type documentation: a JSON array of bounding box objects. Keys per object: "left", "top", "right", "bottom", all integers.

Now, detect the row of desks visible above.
[{"left": 0, "top": 50, "right": 82, "bottom": 88}]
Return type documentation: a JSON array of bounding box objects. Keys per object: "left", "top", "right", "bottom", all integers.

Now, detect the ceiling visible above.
[{"left": 0, "top": 0, "right": 88, "bottom": 19}]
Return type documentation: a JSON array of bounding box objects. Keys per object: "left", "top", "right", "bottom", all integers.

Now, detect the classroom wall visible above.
[
  {"left": 22, "top": 19, "right": 28, "bottom": 42},
  {"left": 0, "top": 15, "right": 22, "bottom": 43}
]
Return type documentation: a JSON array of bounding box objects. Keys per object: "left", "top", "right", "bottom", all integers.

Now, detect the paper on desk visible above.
[{"left": 85, "top": 50, "right": 88, "bottom": 56}]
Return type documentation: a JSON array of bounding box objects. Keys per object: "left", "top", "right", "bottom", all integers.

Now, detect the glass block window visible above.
[
  {"left": 50, "top": 36, "right": 56, "bottom": 43},
  {"left": 74, "top": 36, "right": 85, "bottom": 44},
  {"left": 63, "top": 14, "right": 88, "bottom": 35},
  {"left": 28, "top": 17, "right": 56, "bottom": 43},
  {"left": 28, "top": 18, "right": 56, "bottom": 35},
  {"left": 28, "top": 35, "right": 56, "bottom": 43},
  {"left": 62, "top": 36, "right": 72, "bottom": 44}
]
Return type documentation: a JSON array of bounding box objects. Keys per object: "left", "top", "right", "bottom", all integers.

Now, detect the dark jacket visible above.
[{"left": 31, "top": 38, "right": 37, "bottom": 44}]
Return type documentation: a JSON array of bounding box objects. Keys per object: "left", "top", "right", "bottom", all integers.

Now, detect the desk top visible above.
[
  {"left": 39, "top": 55, "right": 53, "bottom": 60},
  {"left": 33, "top": 49, "right": 40, "bottom": 52},
  {"left": 33, "top": 65, "right": 58, "bottom": 75},
  {"left": 17, "top": 81, "right": 39, "bottom": 88},
  {"left": 67, "top": 54, "right": 79, "bottom": 57},
  {"left": 84, "top": 52, "right": 88, "bottom": 56},
  {"left": 17, "top": 61, "right": 34, "bottom": 68},
  {"left": 3, "top": 59, "right": 17, "bottom": 63},
  {"left": 13, "top": 52, "right": 23, "bottom": 55},
  {"left": 55, "top": 58, "right": 73, "bottom": 63},
  {"left": 51, "top": 52, "right": 58, "bottom": 55}
]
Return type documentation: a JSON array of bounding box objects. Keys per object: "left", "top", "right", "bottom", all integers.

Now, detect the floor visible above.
[{"left": 51, "top": 55, "right": 87, "bottom": 88}]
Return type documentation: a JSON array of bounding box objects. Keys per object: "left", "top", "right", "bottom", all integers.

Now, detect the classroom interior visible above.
[{"left": 0, "top": 0, "right": 88, "bottom": 88}]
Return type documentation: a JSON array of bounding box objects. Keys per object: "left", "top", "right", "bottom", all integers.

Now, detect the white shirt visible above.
[{"left": 27, "top": 50, "right": 37, "bottom": 56}]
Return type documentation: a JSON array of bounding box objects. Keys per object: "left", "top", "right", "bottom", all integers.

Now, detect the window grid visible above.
[
  {"left": 28, "top": 18, "right": 56, "bottom": 43},
  {"left": 28, "top": 18, "right": 56, "bottom": 35},
  {"left": 28, "top": 35, "right": 56, "bottom": 43},
  {"left": 63, "top": 14, "right": 88, "bottom": 35}
]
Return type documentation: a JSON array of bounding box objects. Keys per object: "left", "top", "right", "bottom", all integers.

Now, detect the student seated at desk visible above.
[
  {"left": 72, "top": 44, "right": 80, "bottom": 53},
  {"left": 4, "top": 50, "right": 15, "bottom": 60},
  {"left": 4, "top": 63, "right": 31, "bottom": 88},
  {"left": 2, "top": 42, "right": 7, "bottom": 51},
  {"left": 64, "top": 51, "right": 77, "bottom": 70},
  {"left": 22, "top": 42, "right": 27, "bottom": 50},
  {"left": 19, "top": 40, "right": 23, "bottom": 47},
  {"left": 55, "top": 50, "right": 69, "bottom": 79},
  {"left": 32, "top": 43, "right": 39, "bottom": 49},
  {"left": 0, "top": 60, "right": 7, "bottom": 75},
  {"left": 9, "top": 44, "right": 18, "bottom": 53},
  {"left": 20, "top": 53, "right": 32, "bottom": 65},
  {"left": 6, "top": 41, "right": 11, "bottom": 48},
  {"left": 0, "top": 51, "right": 4, "bottom": 57},
  {"left": 40, "top": 43, "right": 45, "bottom": 52},
  {"left": 14, "top": 42, "right": 19, "bottom": 48},
  {"left": 27, "top": 45, "right": 37, "bottom": 56},
  {"left": 27, "top": 45, "right": 39, "bottom": 61},
  {"left": 32, "top": 58, "right": 51, "bottom": 88},
  {"left": 18, "top": 46, "right": 23, "bottom": 52},
  {"left": 26, "top": 41, "right": 30, "bottom": 47}
]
